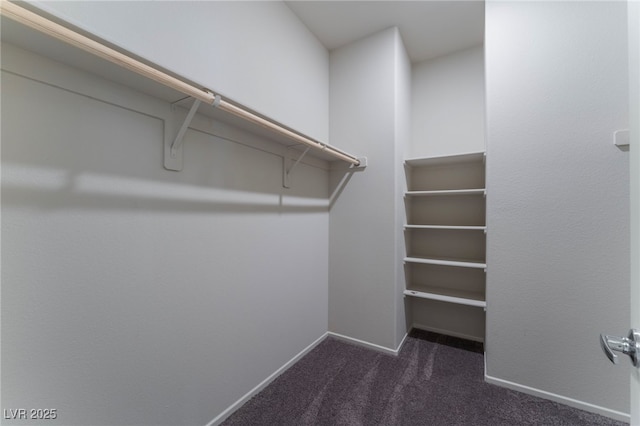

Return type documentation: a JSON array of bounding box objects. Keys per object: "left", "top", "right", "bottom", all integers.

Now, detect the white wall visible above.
[
  {"left": 394, "top": 32, "right": 412, "bottom": 348},
  {"left": 629, "top": 1, "right": 640, "bottom": 423},
  {"left": 485, "top": 1, "right": 630, "bottom": 419},
  {"left": 1, "top": 41, "right": 329, "bottom": 426},
  {"left": 411, "top": 46, "right": 485, "bottom": 158},
  {"left": 328, "top": 27, "right": 407, "bottom": 350},
  {"left": 27, "top": 0, "right": 329, "bottom": 142}
]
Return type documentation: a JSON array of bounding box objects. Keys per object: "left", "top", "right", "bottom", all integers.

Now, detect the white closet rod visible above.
[{"left": 0, "top": 0, "right": 361, "bottom": 166}]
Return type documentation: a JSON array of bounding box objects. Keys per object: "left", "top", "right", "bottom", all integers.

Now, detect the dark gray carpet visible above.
[{"left": 223, "top": 330, "right": 627, "bottom": 425}]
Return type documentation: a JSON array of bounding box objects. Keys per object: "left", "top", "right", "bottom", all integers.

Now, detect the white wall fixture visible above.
[{"left": 614, "top": 129, "right": 630, "bottom": 148}]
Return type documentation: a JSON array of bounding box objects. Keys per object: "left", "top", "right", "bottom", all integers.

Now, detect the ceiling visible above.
[{"left": 285, "top": 1, "right": 485, "bottom": 64}]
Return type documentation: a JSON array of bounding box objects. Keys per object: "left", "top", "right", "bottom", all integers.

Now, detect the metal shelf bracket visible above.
[
  {"left": 164, "top": 98, "right": 201, "bottom": 171},
  {"left": 283, "top": 146, "right": 311, "bottom": 188}
]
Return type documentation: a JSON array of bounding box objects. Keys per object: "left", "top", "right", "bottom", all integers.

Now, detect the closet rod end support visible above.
[{"left": 352, "top": 157, "right": 368, "bottom": 169}]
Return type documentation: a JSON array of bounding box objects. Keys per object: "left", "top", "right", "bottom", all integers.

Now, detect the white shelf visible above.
[
  {"left": 404, "top": 286, "right": 486, "bottom": 308},
  {"left": 0, "top": 16, "right": 347, "bottom": 164},
  {"left": 405, "top": 152, "right": 485, "bottom": 168},
  {"left": 405, "top": 257, "right": 486, "bottom": 269},
  {"left": 405, "top": 225, "right": 486, "bottom": 231},
  {"left": 405, "top": 189, "right": 485, "bottom": 197}
]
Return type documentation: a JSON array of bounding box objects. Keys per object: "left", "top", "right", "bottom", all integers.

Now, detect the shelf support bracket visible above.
[
  {"left": 171, "top": 98, "right": 201, "bottom": 156},
  {"left": 283, "top": 146, "right": 311, "bottom": 188},
  {"left": 164, "top": 98, "right": 202, "bottom": 171}
]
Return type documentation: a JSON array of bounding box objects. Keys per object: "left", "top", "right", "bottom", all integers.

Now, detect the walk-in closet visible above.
[{"left": 1, "top": 1, "right": 635, "bottom": 425}]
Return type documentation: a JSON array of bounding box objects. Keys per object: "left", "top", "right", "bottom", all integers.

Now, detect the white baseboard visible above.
[
  {"left": 327, "top": 331, "right": 408, "bottom": 356},
  {"left": 411, "top": 323, "right": 484, "bottom": 343},
  {"left": 205, "top": 332, "right": 329, "bottom": 426},
  {"left": 484, "top": 373, "right": 630, "bottom": 423},
  {"left": 396, "top": 331, "right": 410, "bottom": 354},
  {"left": 206, "top": 330, "right": 411, "bottom": 425},
  {"left": 206, "top": 330, "right": 628, "bottom": 425}
]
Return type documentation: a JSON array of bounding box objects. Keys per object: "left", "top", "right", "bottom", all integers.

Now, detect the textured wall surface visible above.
[
  {"left": 628, "top": 1, "right": 640, "bottom": 423},
  {"left": 411, "top": 46, "right": 485, "bottom": 158},
  {"left": 27, "top": 0, "right": 330, "bottom": 142},
  {"left": 1, "top": 44, "right": 329, "bottom": 426},
  {"left": 394, "top": 31, "right": 412, "bottom": 348},
  {"left": 328, "top": 28, "right": 406, "bottom": 350},
  {"left": 485, "top": 1, "right": 630, "bottom": 418}
]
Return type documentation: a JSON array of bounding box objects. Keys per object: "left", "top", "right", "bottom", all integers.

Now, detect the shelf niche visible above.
[{"left": 404, "top": 151, "right": 487, "bottom": 342}]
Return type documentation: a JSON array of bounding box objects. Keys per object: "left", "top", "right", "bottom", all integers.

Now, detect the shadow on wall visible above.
[
  {"left": 2, "top": 68, "right": 334, "bottom": 214},
  {"left": 0, "top": 183, "right": 329, "bottom": 215}
]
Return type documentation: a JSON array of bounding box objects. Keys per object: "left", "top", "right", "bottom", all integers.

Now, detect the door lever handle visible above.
[
  {"left": 600, "top": 329, "right": 640, "bottom": 367},
  {"left": 600, "top": 334, "right": 624, "bottom": 364}
]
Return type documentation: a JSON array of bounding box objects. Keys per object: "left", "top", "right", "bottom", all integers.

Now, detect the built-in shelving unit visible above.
[{"left": 404, "top": 151, "right": 486, "bottom": 341}]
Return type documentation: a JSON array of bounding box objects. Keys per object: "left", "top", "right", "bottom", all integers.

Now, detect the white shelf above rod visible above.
[{"left": 0, "top": 1, "right": 366, "bottom": 176}]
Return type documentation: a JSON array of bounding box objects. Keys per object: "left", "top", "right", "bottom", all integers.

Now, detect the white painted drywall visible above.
[
  {"left": 26, "top": 0, "right": 329, "bottom": 142},
  {"left": 628, "top": 1, "right": 640, "bottom": 422},
  {"left": 1, "top": 43, "right": 329, "bottom": 426},
  {"left": 328, "top": 27, "right": 407, "bottom": 350},
  {"left": 395, "top": 31, "right": 412, "bottom": 347},
  {"left": 394, "top": 32, "right": 412, "bottom": 348},
  {"left": 411, "top": 46, "right": 485, "bottom": 158},
  {"left": 485, "top": 1, "right": 630, "bottom": 418}
]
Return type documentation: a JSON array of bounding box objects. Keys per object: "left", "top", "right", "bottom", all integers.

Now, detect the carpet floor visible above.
[{"left": 223, "top": 330, "right": 627, "bottom": 425}]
